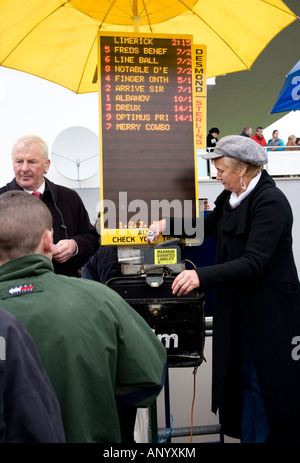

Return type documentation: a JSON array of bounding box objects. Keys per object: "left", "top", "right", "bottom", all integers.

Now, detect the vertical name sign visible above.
[
  {"left": 192, "top": 45, "right": 207, "bottom": 150},
  {"left": 97, "top": 32, "right": 203, "bottom": 245}
]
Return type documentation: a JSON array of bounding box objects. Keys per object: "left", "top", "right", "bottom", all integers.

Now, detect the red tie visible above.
[{"left": 32, "top": 191, "right": 42, "bottom": 198}]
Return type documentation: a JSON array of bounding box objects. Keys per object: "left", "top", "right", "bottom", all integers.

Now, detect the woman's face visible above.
[{"left": 214, "top": 157, "right": 244, "bottom": 195}]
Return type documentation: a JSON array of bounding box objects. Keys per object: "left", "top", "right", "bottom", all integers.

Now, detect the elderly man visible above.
[
  {"left": 0, "top": 191, "right": 167, "bottom": 443},
  {"left": 0, "top": 135, "right": 99, "bottom": 277}
]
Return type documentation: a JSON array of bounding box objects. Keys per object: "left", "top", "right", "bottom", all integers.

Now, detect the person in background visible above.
[
  {"left": 206, "top": 127, "right": 220, "bottom": 151},
  {"left": 267, "top": 129, "right": 285, "bottom": 151},
  {"left": 285, "top": 134, "right": 297, "bottom": 150},
  {"left": 251, "top": 127, "right": 267, "bottom": 147},
  {"left": 0, "top": 191, "right": 167, "bottom": 443},
  {"left": 147, "top": 135, "right": 300, "bottom": 443},
  {"left": 296, "top": 137, "right": 300, "bottom": 146},
  {"left": 0, "top": 307, "right": 65, "bottom": 443},
  {"left": 205, "top": 127, "right": 220, "bottom": 176},
  {"left": 0, "top": 135, "right": 99, "bottom": 277},
  {"left": 240, "top": 126, "right": 252, "bottom": 137}
]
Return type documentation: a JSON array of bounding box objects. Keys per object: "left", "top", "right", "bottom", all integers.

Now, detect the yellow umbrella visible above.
[{"left": 0, "top": 0, "right": 297, "bottom": 93}]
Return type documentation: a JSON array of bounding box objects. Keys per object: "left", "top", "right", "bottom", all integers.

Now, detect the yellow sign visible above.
[
  {"left": 101, "top": 228, "right": 165, "bottom": 245},
  {"left": 154, "top": 248, "right": 178, "bottom": 265},
  {"left": 192, "top": 44, "right": 207, "bottom": 151}
]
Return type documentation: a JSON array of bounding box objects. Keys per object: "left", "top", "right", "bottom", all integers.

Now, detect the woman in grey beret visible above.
[{"left": 147, "top": 135, "right": 300, "bottom": 443}]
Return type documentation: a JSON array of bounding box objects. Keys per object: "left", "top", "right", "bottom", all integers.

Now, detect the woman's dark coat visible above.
[
  {"left": 171, "top": 170, "right": 300, "bottom": 442},
  {"left": 200, "top": 170, "right": 300, "bottom": 442}
]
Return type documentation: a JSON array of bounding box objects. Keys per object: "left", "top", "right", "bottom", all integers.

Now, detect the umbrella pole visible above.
[{"left": 132, "top": 16, "right": 140, "bottom": 32}]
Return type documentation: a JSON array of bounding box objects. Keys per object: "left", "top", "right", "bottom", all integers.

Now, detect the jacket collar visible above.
[
  {"left": 0, "top": 254, "right": 53, "bottom": 282},
  {"left": 43, "top": 177, "right": 58, "bottom": 203},
  {"left": 6, "top": 178, "right": 23, "bottom": 191},
  {"left": 6, "top": 177, "right": 57, "bottom": 201}
]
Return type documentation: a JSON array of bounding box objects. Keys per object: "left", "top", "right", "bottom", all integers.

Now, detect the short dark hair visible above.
[{"left": 0, "top": 191, "right": 52, "bottom": 261}]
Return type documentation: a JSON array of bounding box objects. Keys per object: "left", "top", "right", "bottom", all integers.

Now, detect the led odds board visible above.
[{"left": 98, "top": 32, "right": 206, "bottom": 245}]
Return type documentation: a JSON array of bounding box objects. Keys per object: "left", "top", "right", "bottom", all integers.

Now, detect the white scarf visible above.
[{"left": 229, "top": 171, "right": 262, "bottom": 209}]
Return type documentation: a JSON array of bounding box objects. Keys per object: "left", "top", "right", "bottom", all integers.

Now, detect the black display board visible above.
[{"left": 97, "top": 32, "right": 201, "bottom": 245}]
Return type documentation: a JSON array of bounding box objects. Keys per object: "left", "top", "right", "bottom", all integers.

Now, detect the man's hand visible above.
[{"left": 52, "top": 239, "right": 77, "bottom": 263}]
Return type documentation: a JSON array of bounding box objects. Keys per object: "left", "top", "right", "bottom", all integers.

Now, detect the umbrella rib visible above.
[
  {"left": 98, "top": 0, "right": 143, "bottom": 28},
  {"left": 177, "top": 0, "right": 251, "bottom": 69},
  {"left": 141, "top": 0, "right": 154, "bottom": 32},
  {"left": 0, "top": 1, "right": 71, "bottom": 65},
  {"left": 99, "top": 0, "right": 118, "bottom": 28},
  {"left": 89, "top": 0, "right": 130, "bottom": 91},
  {"left": 77, "top": 34, "right": 98, "bottom": 93},
  {"left": 261, "top": 0, "right": 299, "bottom": 17}
]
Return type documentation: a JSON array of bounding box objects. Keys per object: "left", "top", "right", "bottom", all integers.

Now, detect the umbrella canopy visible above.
[
  {"left": 270, "top": 59, "right": 300, "bottom": 114},
  {"left": 0, "top": 0, "right": 297, "bottom": 94}
]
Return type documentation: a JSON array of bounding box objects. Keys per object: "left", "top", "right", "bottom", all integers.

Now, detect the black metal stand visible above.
[{"left": 149, "top": 317, "right": 224, "bottom": 444}]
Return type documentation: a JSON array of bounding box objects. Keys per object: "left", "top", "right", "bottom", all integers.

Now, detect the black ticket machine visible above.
[{"left": 107, "top": 238, "right": 205, "bottom": 368}]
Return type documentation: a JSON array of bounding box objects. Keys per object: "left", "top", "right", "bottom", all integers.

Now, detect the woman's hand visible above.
[
  {"left": 146, "top": 218, "right": 167, "bottom": 244},
  {"left": 171, "top": 270, "right": 200, "bottom": 296}
]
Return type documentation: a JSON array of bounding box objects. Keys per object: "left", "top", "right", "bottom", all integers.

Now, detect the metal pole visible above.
[{"left": 164, "top": 368, "right": 171, "bottom": 443}]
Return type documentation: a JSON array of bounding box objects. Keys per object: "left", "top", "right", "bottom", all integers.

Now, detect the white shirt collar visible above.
[{"left": 24, "top": 179, "right": 45, "bottom": 195}]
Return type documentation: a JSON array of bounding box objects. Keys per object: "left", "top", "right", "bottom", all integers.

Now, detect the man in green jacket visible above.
[{"left": 0, "top": 191, "right": 167, "bottom": 443}]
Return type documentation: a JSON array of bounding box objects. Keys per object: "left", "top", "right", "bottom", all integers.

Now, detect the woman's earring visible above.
[{"left": 240, "top": 176, "right": 246, "bottom": 190}]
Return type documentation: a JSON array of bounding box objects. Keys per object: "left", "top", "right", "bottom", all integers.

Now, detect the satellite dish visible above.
[{"left": 51, "top": 126, "right": 99, "bottom": 181}]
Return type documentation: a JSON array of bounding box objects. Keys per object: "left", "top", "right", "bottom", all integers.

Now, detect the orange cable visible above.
[{"left": 190, "top": 367, "right": 198, "bottom": 442}]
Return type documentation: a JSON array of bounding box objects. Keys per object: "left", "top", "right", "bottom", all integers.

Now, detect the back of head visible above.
[{"left": 0, "top": 191, "right": 52, "bottom": 262}]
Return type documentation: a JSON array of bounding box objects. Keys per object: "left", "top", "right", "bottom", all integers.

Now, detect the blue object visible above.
[{"left": 270, "top": 60, "right": 300, "bottom": 114}]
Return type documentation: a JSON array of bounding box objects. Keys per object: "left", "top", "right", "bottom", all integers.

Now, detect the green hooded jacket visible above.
[{"left": 0, "top": 254, "right": 167, "bottom": 443}]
